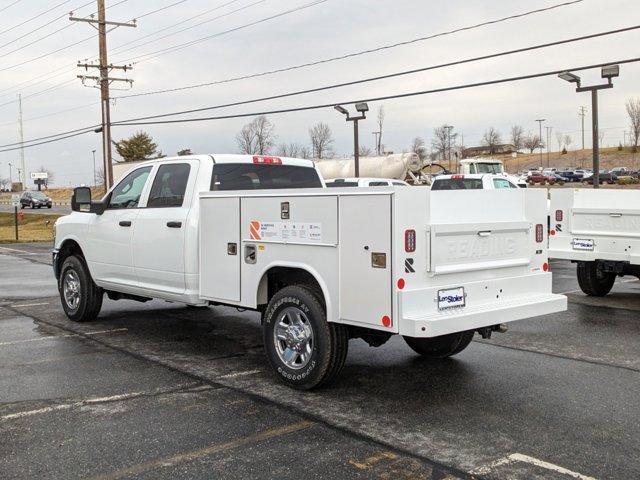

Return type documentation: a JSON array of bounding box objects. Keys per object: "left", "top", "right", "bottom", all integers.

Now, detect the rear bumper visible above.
[{"left": 398, "top": 273, "right": 567, "bottom": 338}]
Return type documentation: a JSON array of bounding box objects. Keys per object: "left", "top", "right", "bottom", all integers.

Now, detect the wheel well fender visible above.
[{"left": 55, "top": 238, "right": 86, "bottom": 279}]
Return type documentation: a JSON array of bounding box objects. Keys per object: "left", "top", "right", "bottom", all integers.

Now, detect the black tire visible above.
[
  {"left": 263, "top": 285, "right": 348, "bottom": 390},
  {"left": 58, "top": 255, "right": 103, "bottom": 322},
  {"left": 576, "top": 261, "right": 616, "bottom": 297},
  {"left": 47, "top": 205, "right": 52, "bottom": 208},
  {"left": 31, "top": 202, "right": 35, "bottom": 209},
  {"left": 403, "top": 330, "right": 474, "bottom": 358}
]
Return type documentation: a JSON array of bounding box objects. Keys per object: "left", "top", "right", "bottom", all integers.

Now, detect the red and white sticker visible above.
[{"left": 249, "top": 221, "right": 322, "bottom": 242}]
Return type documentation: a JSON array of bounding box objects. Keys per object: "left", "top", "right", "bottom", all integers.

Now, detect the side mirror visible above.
[{"left": 71, "top": 187, "right": 91, "bottom": 212}]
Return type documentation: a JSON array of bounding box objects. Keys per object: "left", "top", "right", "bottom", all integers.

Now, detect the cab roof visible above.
[{"left": 130, "top": 154, "right": 316, "bottom": 169}]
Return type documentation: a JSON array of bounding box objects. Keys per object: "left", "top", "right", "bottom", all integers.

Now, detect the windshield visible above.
[
  {"left": 471, "top": 163, "right": 502, "bottom": 174},
  {"left": 32, "top": 192, "right": 47, "bottom": 199}
]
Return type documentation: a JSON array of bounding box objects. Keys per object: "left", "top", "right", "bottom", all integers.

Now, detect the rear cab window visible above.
[
  {"left": 493, "top": 178, "right": 516, "bottom": 189},
  {"left": 211, "top": 163, "right": 322, "bottom": 190},
  {"left": 326, "top": 181, "right": 358, "bottom": 187},
  {"left": 431, "top": 178, "right": 484, "bottom": 190}
]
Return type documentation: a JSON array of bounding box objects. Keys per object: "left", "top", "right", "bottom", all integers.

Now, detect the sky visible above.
[{"left": 0, "top": 0, "right": 639, "bottom": 187}]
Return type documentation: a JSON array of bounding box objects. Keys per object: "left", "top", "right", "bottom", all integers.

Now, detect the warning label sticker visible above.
[{"left": 249, "top": 221, "right": 322, "bottom": 243}]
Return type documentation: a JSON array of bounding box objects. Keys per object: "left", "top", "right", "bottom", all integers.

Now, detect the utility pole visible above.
[
  {"left": 578, "top": 106, "right": 587, "bottom": 150},
  {"left": 545, "top": 126, "right": 553, "bottom": 167},
  {"left": 444, "top": 125, "right": 454, "bottom": 172},
  {"left": 535, "top": 119, "right": 546, "bottom": 168},
  {"left": 372, "top": 131, "right": 380, "bottom": 155},
  {"left": 17, "top": 93, "right": 25, "bottom": 187},
  {"left": 92, "top": 149, "right": 97, "bottom": 186},
  {"left": 70, "top": 1, "right": 135, "bottom": 189}
]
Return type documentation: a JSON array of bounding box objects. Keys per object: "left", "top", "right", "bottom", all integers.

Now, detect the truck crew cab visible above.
[{"left": 54, "top": 154, "right": 566, "bottom": 389}]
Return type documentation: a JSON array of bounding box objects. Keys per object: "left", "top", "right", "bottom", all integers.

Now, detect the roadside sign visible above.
[
  {"left": 11, "top": 194, "right": 19, "bottom": 207},
  {"left": 31, "top": 172, "right": 48, "bottom": 180}
]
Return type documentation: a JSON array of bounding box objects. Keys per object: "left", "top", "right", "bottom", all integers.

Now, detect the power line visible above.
[
  {"left": 0, "top": 0, "right": 21, "bottom": 14},
  {"left": 114, "top": 57, "right": 640, "bottom": 127},
  {"left": 116, "top": 0, "right": 330, "bottom": 64},
  {"left": 3, "top": 56, "right": 638, "bottom": 152},
  {"left": 132, "top": 0, "right": 190, "bottom": 21},
  {"left": 0, "top": 101, "right": 99, "bottom": 128},
  {"left": 118, "top": 0, "right": 582, "bottom": 65},
  {"left": 0, "top": 0, "right": 72, "bottom": 37},
  {"left": 114, "top": 23, "right": 640, "bottom": 104},
  {"left": 112, "top": 25, "right": 640, "bottom": 123},
  {"left": 111, "top": 0, "right": 264, "bottom": 58},
  {"left": 0, "top": 79, "right": 78, "bottom": 109},
  {"left": 0, "top": 129, "right": 95, "bottom": 153}
]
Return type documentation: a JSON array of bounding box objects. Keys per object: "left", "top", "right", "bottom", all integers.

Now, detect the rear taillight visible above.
[
  {"left": 555, "top": 210, "right": 563, "bottom": 222},
  {"left": 535, "top": 224, "right": 544, "bottom": 243},
  {"left": 405, "top": 229, "right": 416, "bottom": 252},
  {"left": 253, "top": 156, "right": 282, "bottom": 165}
]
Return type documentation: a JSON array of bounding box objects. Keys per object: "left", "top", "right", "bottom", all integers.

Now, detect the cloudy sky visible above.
[{"left": 0, "top": 0, "right": 639, "bottom": 186}]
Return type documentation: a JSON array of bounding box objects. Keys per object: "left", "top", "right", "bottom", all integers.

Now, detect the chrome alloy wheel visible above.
[
  {"left": 63, "top": 270, "right": 81, "bottom": 310},
  {"left": 273, "top": 306, "right": 314, "bottom": 369}
]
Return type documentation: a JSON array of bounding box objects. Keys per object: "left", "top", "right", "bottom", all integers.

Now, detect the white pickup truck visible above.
[
  {"left": 53, "top": 154, "right": 566, "bottom": 389},
  {"left": 549, "top": 189, "right": 640, "bottom": 296}
]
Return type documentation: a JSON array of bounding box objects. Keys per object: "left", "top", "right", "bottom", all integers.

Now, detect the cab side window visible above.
[
  {"left": 147, "top": 163, "right": 191, "bottom": 208},
  {"left": 493, "top": 178, "right": 516, "bottom": 189},
  {"left": 108, "top": 167, "right": 152, "bottom": 209}
]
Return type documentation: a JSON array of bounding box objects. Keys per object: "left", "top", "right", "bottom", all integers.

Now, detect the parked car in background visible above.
[
  {"left": 20, "top": 191, "right": 52, "bottom": 209},
  {"left": 325, "top": 178, "right": 409, "bottom": 187},
  {"left": 584, "top": 170, "right": 618, "bottom": 185},
  {"left": 575, "top": 169, "right": 592, "bottom": 179},
  {"left": 526, "top": 172, "right": 557, "bottom": 185},
  {"left": 557, "top": 171, "right": 582, "bottom": 182},
  {"left": 610, "top": 167, "right": 631, "bottom": 177},
  {"left": 430, "top": 174, "right": 519, "bottom": 190}
]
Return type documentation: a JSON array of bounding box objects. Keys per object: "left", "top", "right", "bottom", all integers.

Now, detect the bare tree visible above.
[
  {"left": 177, "top": 148, "right": 193, "bottom": 156},
  {"left": 410, "top": 137, "right": 427, "bottom": 160},
  {"left": 524, "top": 134, "right": 542, "bottom": 154},
  {"left": 277, "top": 142, "right": 304, "bottom": 157},
  {"left": 235, "top": 116, "right": 276, "bottom": 155},
  {"left": 510, "top": 125, "right": 524, "bottom": 151},
  {"left": 309, "top": 122, "right": 334, "bottom": 159},
  {"left": 359, "top": 145, "right": 373, "bottom": 156},
  {"left": 555, "top": 131, "right": 564, "bottom": 152},
  {"left": 482, "top": 127, "right": 502, "bottom": 154},
  {"left": 599, "top": 130, "right": 605, "bottom": 147},
  {"left": 0, "top": 177, "right": 9, "bottom": 191},
  {"left": 563, "top": 134, "right": 573, "bottom": 151},
  {"left": 432, "top": 125, "right": 456, "bottom": 160},
  {"left": 37, "top": 165, "right": 55, "bottom": 188},
  {"left": 376, "top": 106, "right": 385, "bottom": 155},
  {"left": 299, "top": 145, "right": 312, "bottom": 159},
  {"left": 626, "top": 97, "right": 640, "bottom": 151},
  {"left": 95, "top": 167, "right": 105, "bottom": 187}
]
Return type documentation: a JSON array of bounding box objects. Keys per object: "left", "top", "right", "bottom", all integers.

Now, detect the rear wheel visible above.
[
  {"left": 263, "top": 285, "right": 348, "bottom": 390},
  {"left": 58, "top": 255, "right": 103, "bottom": 322},
  {"left": 576, "top": 261, "right": 616, "bottom": 296},
  {"left": 403, "top": 330, "right": 474, "bottom": 358}
]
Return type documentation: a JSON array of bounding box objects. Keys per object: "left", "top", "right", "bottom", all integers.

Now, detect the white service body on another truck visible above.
[
  {"left": 53, "top": 154, "right": 566, "bottom": 389},
  {"left": 549, "top": 188, "right": 640, "bottom": 296}
]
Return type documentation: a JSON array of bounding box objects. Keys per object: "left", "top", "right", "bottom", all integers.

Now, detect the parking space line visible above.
[
  {"left": 9, "top": 302, "right": 50, "bottom": 308},
  {"left": 1, "top": 382, "right": 200, "bottom": 421},
  {"left": 0, "top": 246, "right": 38, "bottom": 255},
  {"left": 218, "top": 369, "right": 262, "bottom": 379},
  {"left": 0, "top": 328, "right": 128, "bottom": 347},
  {"left": 86, "top": 420, "right": 315, "bottom": 480},
  {"left": 470, "top": 453, "right": 597, "bottom": 479}
]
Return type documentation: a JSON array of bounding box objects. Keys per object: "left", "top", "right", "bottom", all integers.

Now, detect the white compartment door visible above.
[
  {"left": 339, "top": 195, "right": 392, "bottom": 327},
  {"left": 199, "top": 197, "right": 240, "bottom": 302}
]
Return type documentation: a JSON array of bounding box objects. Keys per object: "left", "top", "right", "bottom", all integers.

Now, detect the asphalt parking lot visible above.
[{"left": 1, "top": 243, "right": 639, "bottom": 479}]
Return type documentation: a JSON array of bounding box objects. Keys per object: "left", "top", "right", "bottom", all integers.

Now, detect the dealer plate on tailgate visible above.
[
  {"left": 438, "top": 287, "right": 466, "bottom": 311},
  {"left": 572, "top": 238, "right": 594, "bottom": 251}
]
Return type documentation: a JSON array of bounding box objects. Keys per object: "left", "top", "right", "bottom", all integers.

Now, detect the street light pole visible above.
[
  {"left": 444, "top": 125, "right": 454, "bottom": 172},
  {"left": 559, "top": 65, "right": 619, "bottom": 189},
  {"left": 545, "top": 126, "right": 553, "bottom": 167},
  {"left": 335, "top": 103, "right": 369, "bottom": 177},
  {"left": 535, "top": 119, "right": 546, "bottom": 168}
]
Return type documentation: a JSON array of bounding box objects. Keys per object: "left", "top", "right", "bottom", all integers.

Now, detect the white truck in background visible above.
[
  {"left": 53, "top": 154, "right": 566, "bottom": 389},
  {"left": 549, "top": 189, "right": 640, "bottom": 296},
  {"left": 459, "top": 158, "right": 527, "bottom": 188}
]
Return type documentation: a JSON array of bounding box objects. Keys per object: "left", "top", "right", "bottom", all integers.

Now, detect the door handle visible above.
[
  {"left": 119, "top": 221, "right": 132, "bottom": 227},
  {"left": 609, "top": 213, "right": 622, "bottom": 218},
  {"left": 477, "top": 230, "right": 492, "bottom": 237},
  {"left": 166, "top": 221, "right": 182, "bottom": 228}
]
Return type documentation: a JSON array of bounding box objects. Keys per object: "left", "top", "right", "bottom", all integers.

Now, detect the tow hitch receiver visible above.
[{"left": 477, "top": 324, "right": 508, "bottom": 339}]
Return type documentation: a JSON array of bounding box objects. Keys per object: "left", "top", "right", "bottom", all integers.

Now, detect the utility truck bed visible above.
[{"left": 549, "top": 189, "right": 640, "bottom": 296}]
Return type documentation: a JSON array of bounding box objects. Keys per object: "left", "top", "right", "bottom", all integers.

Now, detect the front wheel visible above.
[
  {"left": 263, "top": 285, "right": 348, "bottom": 390},
  {"left": 59, "top": 255, "right": 103, "bottom": 322},
  {"left": 576, "top": 261, "right": 615, "bottom": 296},
  {"left": 403, "top": 330, "right": 474, "bottom": 358}
]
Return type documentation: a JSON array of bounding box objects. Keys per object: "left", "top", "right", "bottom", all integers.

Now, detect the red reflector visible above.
[
  {"left": 555, "top": 210, "right": 563, "bottom": 222},
  {"left": 535, "top": 224, "right": 544, "bottom": 243},
  {"left": 451, "top": 174, "right": 465, "bottom": 180},
  {"left": 397, "top": 278, "right": 405, "bottom": 290},
  {"left": 550, "top": 229, "right": 556, "bottom": 236},
  {"left": 543, "top": 262, "right": 549, "bottom": 272},
  {"left": 404, "top": 229, "right": 416, "bottom": 252},
  {"left": 382, "top": 315, "right": 392, "bottom": 327},
  {"left": 252, "top": 155, "right": 282, "bottom": 165}
]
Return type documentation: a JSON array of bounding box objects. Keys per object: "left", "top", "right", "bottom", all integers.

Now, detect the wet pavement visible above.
[{"left": 1, "top": 243, "right": 639, "bottom": 479}]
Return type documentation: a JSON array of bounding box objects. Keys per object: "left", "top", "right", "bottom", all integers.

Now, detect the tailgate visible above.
[
  {"left": 429, "top": 221, "right": 531, "bottom": 274},
  {"left": 571, "top": 207, "right": 640, "bottom": 239}
]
